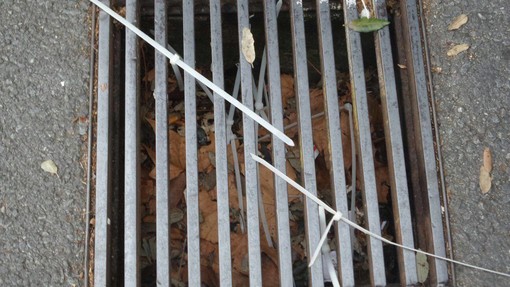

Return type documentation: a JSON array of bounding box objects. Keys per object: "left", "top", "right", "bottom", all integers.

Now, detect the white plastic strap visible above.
[
  {"left": 89, "top": 0, "right": 294, "bottom": 147},
  {"left": 309, "top": 210, "right": 342, "bottom": 267},
  {"left": 169, "top": 54, "right": 179, "bottom": 65},
  {"left": 250, "top": 154, "right": 337, "bottom": 215},
  {"left": 250, "top": 153, "right": 510, "bottom": 279},
  {"left": 317, "top": 206, "right": 341, "bottom": 287}
]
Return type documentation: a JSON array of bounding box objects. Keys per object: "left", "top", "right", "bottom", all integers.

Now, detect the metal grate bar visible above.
[
  {"left": 262, "top": 0, "right": 294, "bottom": 285},
  {"left": 342, "top": 1, "right": 387, "bottom": 285},
  {"left": 210, "top": 0, "right": 233, "bottom": 285},
  {"left": 94, "top": 1, "right": 112, "bottom": 286},
  {"left": 236, "top": 0, "right": 263, "bottom": 284},
  {"left": 315, "top": 1, "right": 355, "bottom": 286},
  {"left": 371, "top": 0, "right": 419, "bottom": 285},
  {"left": 154, "top": 0, "right": 171, "bottom": 285},
  {"left": 124, "top": 0, "right": 141, "bottom": 286},
  {"left": 288, "top": 1, "right": 323, "bottom": 285},
  {"left": 401, "top": 1, "right": 448, "bottom": 284},
  {"left": 183, "top": 0, "right": 201, "bottom": 285}
]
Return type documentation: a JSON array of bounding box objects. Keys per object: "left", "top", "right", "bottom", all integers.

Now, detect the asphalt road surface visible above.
[
  {"left": 424, "top": 0, "right": 510, "bottom": 285},
  {"left": 0, "top": 1, "right": 90, "bottom": 286}
]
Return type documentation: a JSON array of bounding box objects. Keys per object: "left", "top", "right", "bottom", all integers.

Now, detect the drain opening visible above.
[
  {"left": 90, "top": 0, "right": 450, "bottom": 286},
  {"left": 130, "top": 4, "right": 400, "bottom": 286}
]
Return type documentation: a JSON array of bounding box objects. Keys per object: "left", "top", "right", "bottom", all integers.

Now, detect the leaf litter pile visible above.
[{"left": 137, "top": 59, "right": 398, "bottom": 285}]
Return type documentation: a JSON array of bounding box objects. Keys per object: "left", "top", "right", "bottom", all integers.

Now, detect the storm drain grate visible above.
[{"left": 89, "top": 0, "right": 451, "bottom": 286}]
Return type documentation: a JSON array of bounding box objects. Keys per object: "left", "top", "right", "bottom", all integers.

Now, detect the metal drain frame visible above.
[{"left": 88, "top": 0, "right": 452, "bottom": 286}]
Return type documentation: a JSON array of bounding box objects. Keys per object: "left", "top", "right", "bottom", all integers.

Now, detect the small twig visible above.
[{"left": 307, "top": 59, "right": 322, "bottom": 76}]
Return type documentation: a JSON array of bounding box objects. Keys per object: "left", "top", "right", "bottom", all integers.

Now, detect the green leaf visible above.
[
  {"left": 348, "top": 17, "right": 390, "bottom": 33},
  {"left": 416, "top": 251, "right": 429, "bottom": 283}
]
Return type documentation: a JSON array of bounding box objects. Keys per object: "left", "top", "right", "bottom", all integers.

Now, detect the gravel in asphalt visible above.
[
  {"left": 424, "top": 0, "right": 510, "bottom": 285},
  {"left": 0, "top": 1, "right": 90, "bottom": 286}
]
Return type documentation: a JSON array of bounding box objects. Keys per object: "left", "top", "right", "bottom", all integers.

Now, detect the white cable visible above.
[
  {"left": 89, "top": 0, "right": 294, "bottom": 147},
  {"left": 359, "top": 0, "right": 370, "bottom": 18},
  {"left": 258, "top": 112, "right": 325, "bottom": 142},
  {"left": 339, "top": 217, "right": 510, "bottom": 278},
  {"left": 250, "top": 153, "right": 510, "bottom": 279},
  {"left": 319, "top": 207, "right": 341, "bottom": 287},
  {"left": 250, "top": 154, "right": 336, "bottom": 215},
  {"left": 360, "top": 0, "right": 368, "bottom": 10},
  {"left": 309, "top": 210, "right": 342, "bottom": 267},
  {"left": 169, "top": 54, "right": 179, "bottom": 65}
]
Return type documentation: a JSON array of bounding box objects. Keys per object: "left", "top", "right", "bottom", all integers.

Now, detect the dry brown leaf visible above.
[
  {"left": 375, "top": 166, "right": 390, "bottom": 204},
  {"left": 148, "top": 198, "right": 156, "bottom": 214},
  {"left": 448, "top": 14, "right": 468, "bottom": 31},
  {"left": 480, "top": 147, "right": 493, "bottom": 194},
  {"left": 142, "top": 144, "right": 156, "bottom": 164},
  {"left": 142, "top": 68, "right": 155, "bottom": 82},
  {"left": 200, "top": 265, "right": 220, "bottom": 287},
  {"left": 479, "top": 166, "right": 492, "bottom": 194},
  {"left": 315, "top": 154, "right": 331, "bottom": 193},
  {"left": 261, "top": 254, "right": 279, "bottom": 287},
  {"left": 149, "top": 167, "right": 156, "bottom": 179},
  {"left": 169, "top": 130, "right": 187, "bottom": 169},
  {"left": 169, "top": 113, "right": 181, "bottom": 125},
  {"left": 256, "top": 160, "right": 301, "bottom": 239},
  {"left": 447, "top": 44, "right": 469, "bottom": 57},
  {"left": 309, "top": 88, "right": 324, "bottom": 115},
  {"left": 117, "top": 6, "right": 126, "bottom": 18},
  {"left": 241, "top": 27, "right": 255, "bottom": 67},
  {"left": 169, "top": 172, "right": 186, "bottom": 208},
  {"left": 145, "top": 117, "right": 156, "bottom": 132},
  {"left": 230, "top": 233, "right": 250, "bottom": 275},
  {"left": 229, "top": 232, "right": 277, "bottom": 279},
  {"left": 483, "top": 147, "right": 492, "bottom": 173},
  {"left": 143, "top": 215, "right": 156, "bottom": 223},
  {"left": 199, "top": 190, "right": 219, "bottom": 243},
  {"left": 141, "top": 179, "right": 154, "bottom": 204},
  {"left": 280, "top": 74, "right": 295, "bottom": 107},
  {"left": 200, "top": 239, "right": 219, "bottom": 272},
  {"left": 170, "top": 227, "right": 183, "bottom": 240}
]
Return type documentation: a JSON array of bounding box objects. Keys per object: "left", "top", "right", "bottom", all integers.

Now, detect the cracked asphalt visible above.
[
  {"left": 0, "top": 0, "right": 508, "bottom": 286},
  {"left": 0, "top": 1, "right": 90, "bottom": 286},
  {"left": 424, "top": 0, "right": 510, "bottom": 286}
]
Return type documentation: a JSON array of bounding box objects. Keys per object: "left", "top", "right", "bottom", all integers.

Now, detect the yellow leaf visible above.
[
  {"left": 479, "top": 166, "right": 492, "bottom": 194},
  {"left": 416, "top": 251, "right": 429, "bottom": 283},
  {"left": 447, "top": 44, "right": 469, "bottom": 57},
  {"left": 448, "top": 14, "right": 468, "bottom": 31},
  {"left": 483, "top": 147, "right": 492, "bottom": 173},
  {"left": 241, "top": 27, "right": 255, "bottom": 67},
  {"left": 41, "top": 160, "right": 58, "bottom": 176}
]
